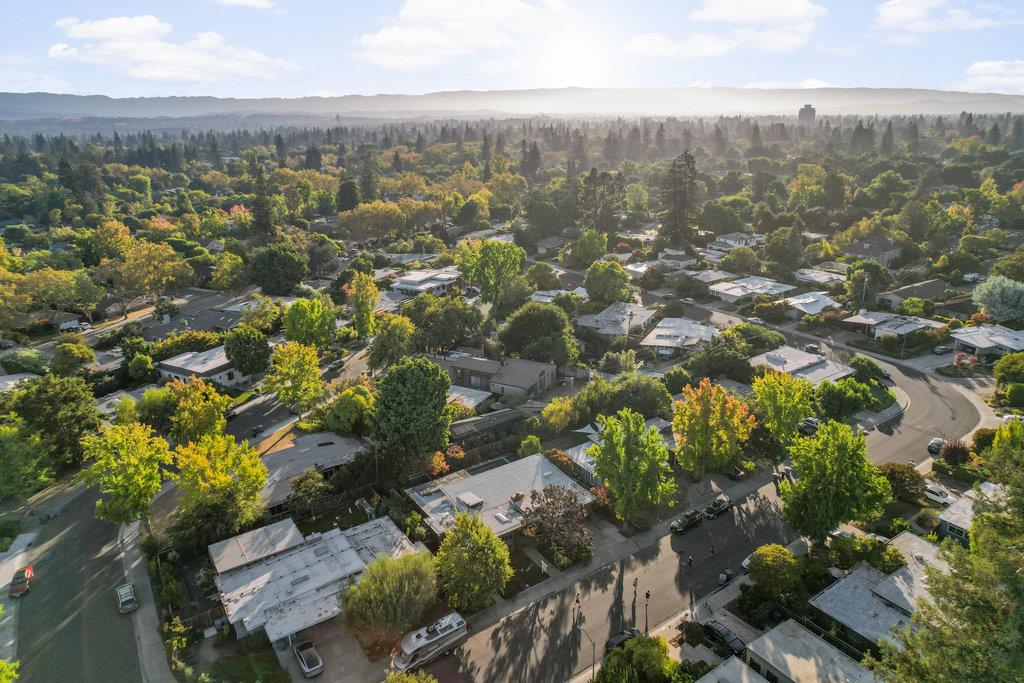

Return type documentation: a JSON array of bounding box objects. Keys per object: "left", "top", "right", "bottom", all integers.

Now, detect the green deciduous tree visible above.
[
  {"left": 401, "top": 293, "right": 483, "bottom": 353},
  {"left": 343, "top": 552, "right": 436, "bottom": 635},
  {"left": 51, "top": 341, "right": 95, "bottom": 376},
  {"left": 264, "top": 342, "right": 323, "bottom": 413},
  {"left": 167, "top": 378, "right": 231, "bottom": 445},
  {"left": 498, "top": 301, "right": 578, "bottom": 366},
  {"left": 173, "top": 434, "right": 267, "bottom": 524},
  {"left": 248, "top": 242, "right": 309, "bottom": 296},
  {"left": 525, "top": 262, "right": 561, "bottom": 291},
  {"left": 372, "top": 357, "right": 450, "bottom": 469},
  {"left": 368, "top": 314, "right": 416, "bottom": 372},
  {"left": 879, "top": 462, "right": 926, "bottom": 503},
  {"left": 748, "top": 544, "right": 801, "bottom": 600},
  {"left": 570, "top": 228, "right": 607, "bottom": 267},
  {"left": 82, "top": 423, "right": 170, "bottom": 527},
  {"left": 436, "top": 513, "right": 512, "bottom": 613},
  {"left": 0, "top": 414, "right": 51, "bottom": 500},
  {"left": 781, "top": 421, "right": 891, "bottom": 545},
  {"left": 815, "top": 377, "right": 872, "bottom": 422},
  {"left": 284, "top": 295, "right": 335, "bottom": 349},
  {"left": 455, "top": 239, "right": 527, "bottom": 305},
  {"left": 590, "top": 408, "right": 677, "bottom": 526},
  {"left": 752, "top": 372, "right": 814, "bottom": 446},
  {"left": 10, "top": 374, "right": 101, "bottom": 471},
  {"left": 348, "top": 271, "right": 379, "bottom": 338},
  {"left": 317, "top": 385, "right": 375, "bottom": 436},
  {"left": 289, "top": 467, "right": 331, "bottom": 521},
  {"left": 583, "top": 259, "right": 632, "bottom": 303},
  {"left": 223, "top": 324, "right": 272, "bottom": 377},
  {"left": 673, "top": 378, "right": 756, "bottom": 478}
]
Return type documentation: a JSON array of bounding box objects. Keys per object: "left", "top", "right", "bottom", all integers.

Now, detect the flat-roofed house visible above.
[
  {"left": 709, "top": 276, "right": 796, "bottom": 304},
  {"left": 405, "top": 453, "right": 594, "bottom": 538},
  {"left": 749, "top": 345, "right": 854, "bottom": 387},
  {"left": 793, "top": 268, "right": 846, "bottom": 286},
  {"left": 261, "top": 433, "right": 368, "bottom": 516},
  {"left": 156, "top": 345, "right": 246, "bottom": 386},
  {"left": 390, "top": 266, "right": 461, "bottom": 296},
  {"left": 842, "top": 311, "right": 945, "bottom": 339},
  {"left": 785, "top": 291, "right": 841, "bottom": 317},
  {"left": 210, "top": 517, "right": 415, "bottom": 642},
  {"left": 939, "top": 481, "right": 1005, "bottom": 546},
  {"left": 745, "top": 619, "right": 875, "bottom": 683},
  {"left": 639, "top": 317, "right": 719, "bottom": 357},
  {"left": 877, "top": 279, "right": 952, "bottom": 309},
  {"left": 950, "top": 324, "right": 1024, "bottom": 357},
  {"left": 430, "top": 352, "right": 557, "bottom": 398}
]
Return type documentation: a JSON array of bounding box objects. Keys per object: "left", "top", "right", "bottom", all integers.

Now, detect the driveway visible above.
[
  {"left": 15, "top": 489, "right": 142, "bottom": 682},
  {"left": 426, "top": 481, "right": 792, "bottom": 683}
]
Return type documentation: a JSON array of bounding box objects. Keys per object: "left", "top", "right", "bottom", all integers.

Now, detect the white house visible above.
[
  {"left": 793, "top": 268, "right": 846, "bottom": 286},
  {"left": 529, "top": 286, "right": 589, "bottom": 304},
  {"left": 842, "top": 311, "right": 945, "bottom": 339},
  {"left": 577, "top": 302, "right": 656, "bottom": 337},
  {"left": 709, "top": 276, "right": 796, "bottom": 304},
  {"left": 639, "top": 317, "right": 719, "bottom": 357},
  {"left": 749, "top": 345, "right": 854, "bottom": 386},
  {"left": 658, "top": 248, "right": 696, "bottom": 271},
  {"left": 785, "top": 291, "right": 841, "bottom": 317},
  {"left": 950, "top": 325, "right": 1024, "bottom": 357},
  {"left": 390, "top": 266, "right": 461, "bottom": 296},
  {"left": 156, "top": 345, "right": 246, "bottom": 386}
]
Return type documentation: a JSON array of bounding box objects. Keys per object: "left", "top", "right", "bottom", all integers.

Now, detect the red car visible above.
[{"left": 8, "top": 566, "right": 33, "bottom": 598}]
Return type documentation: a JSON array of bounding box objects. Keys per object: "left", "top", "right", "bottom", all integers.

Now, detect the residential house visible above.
[
  {"left": 808, "top": 531, "right": 948, "bottom": 650},
  {"left": 449, "top": 409, "right": 524, "bottom": 449},
  {"left": 639, "top": 317, "right": 719, "bottom": 357},
  {"left": 685, "top": 268, "right": 736, "bottom": 285},
  {"left": 938, "top": 481, "right": 1005, "bottom": 546},
  {"left": 842, "top": 311, "right": 945, "bottom": 339},
  {"left": 744, "top": 619, "right": 875, "bottom": 683},
  {"left": 709, "top": 276, "right": 796, "bottom": 304},
  {"left": 950, "top": 325, "right": 1024, "bottom": 357},
  {"left": 529, "top": 286, "right": 589, "bottom": 305},
  {"left": 95, "top": 383, "right": 158, "bottom": 418},
  {"left": 749, "top": 345, "right": 854, "bottom": 386},
  {"left": 877, "top": 279, "right": 952, "bottom": 309},
  {"left": 816, "top": 261, "right": 851, "bottom": 274},
  {"left": 625, "top": 260, "right": 662, "bottom": 280},
  {"left": 405, "top": 453, "right": 594, "bottom": 538},
  {"left": 375, "top": 290, "right": 409, "bottom": 314},
  {"left": 430, "top": 352, "right": 557, "bottom": 398},
  {"left": 694, "top": 657, "right": 768, "bottom": 683},
  {"left": 140, "top": 307, "right": 242, "bottom": 342},
  {"left": 785, "top": 291, "right": 841, "bottom": 317},
  {"left": 535, "top": 236, "right": 567, "bottom": 255},
  {"left": 447, "top": 385, "right": 493, "bottom": 410},
  {"left": 210, "top": 517, "right": 415, "bottom": 642},
  {"left": 577, "top": 302, "right": 656, "bottom": 338},
  {"left": 693, "top": 246, "right": 729, "bottom": 265},
  {"left": 793, "top": 268, "right": 846, "bottom": 286},
  {"left": 845, "top": 236, "right": 902, "bottom": 268},
  {"left": 566, "top": 417, "right": 674, "bottom": 486},
  {"left": 261, "top": 433, "right": 368, "bottom": 517},
  {"left": 156, "top": 345, "right": 246, "bottom": 386},
  {"left": 658, "top": 248, "right": 696, "bottom": 271},
  {"left": 710, "top": 232, "right": 764, "bottom": 251},
  {"left": 390, "top": 266, "right": 461, "bottom": 296}
]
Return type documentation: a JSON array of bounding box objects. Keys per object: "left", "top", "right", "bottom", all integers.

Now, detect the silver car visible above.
[
  {"left": 294, "top": 640, "right": 324, "bottom": 678},
  {"left": 116, "top": 584, "right": 139, "bottom": 613}
]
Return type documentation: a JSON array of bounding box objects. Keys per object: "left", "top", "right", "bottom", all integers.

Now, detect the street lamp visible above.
[
  {"left": 644, "top": 590, "right": 650, "bottom": 634},
  {"left": 577, "top": 624, "right": 596, "bottom": 682}
]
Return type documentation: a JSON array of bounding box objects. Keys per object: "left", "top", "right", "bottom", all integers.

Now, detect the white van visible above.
[{"left": 390, "top": 612, "right": 467, "bottom": 672}]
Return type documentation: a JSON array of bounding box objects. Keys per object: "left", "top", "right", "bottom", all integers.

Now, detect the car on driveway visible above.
[
  {"left": 681, "top": 297, "right": 696, "bottom": 306},
  {"left": 932, "top": 345, "right": 952, "bottom": 355},
  {"left": 924, "top": 484, "right": 957, "bottom": 507},
  {"left": 927, "top": 438, "right": 946, "bottom": 454},
  {"left": 702, "top": 495, "right": 732, "bottom": 520},
  {"left": 703, "top": 619, "right": 745, "bottom": 655},
  {"left": 670, "top": 510, "right": 703, "bottom": 533},
  {"left": 9, "top": 566, "right": 33, "bottom": 598},
  {"left": 294, "top": 640, "right": 324, "bottom": 677},
  {"left": 747, "top": 317, "right": 766, "bottom": 325},
  {"left": 605, "top": 627, "right": 642, "bottom": 654},
  {"left": 116, "top": 583, "right": 139, "bottom": 613},
  {"left": 797, "top": 417, "right": 821, "bottom": 436},
  {"left": 805, "top": 343, "right": 821, "bottom": 354}
]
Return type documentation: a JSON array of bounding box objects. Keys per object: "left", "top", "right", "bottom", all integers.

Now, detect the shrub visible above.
[
  {"left": 589, "top": 486, "right": 614, "bottom": 514},
  {"left": 1002, "top": 383, "right": 1024, "bottom": 407},
  {"left": 661, "top": 366, "right": 691, "bottom": 395},
  {"left": 916, "top": 509, "right": 940, "bottom": 532},
  {"left": 517, "top": 434, "right": 542, "bottom": 457},
  {"left": 544, "top": 448, "right": 576, "bottom": 476},
  {"left": 972, "top": 427, "right": 997, "bottom": 454},
  {"left": 343, "top": 552, "right": 436, "bottom": 636},
  {"left": 879, "top": 462, "right": 926, "bottom": 503},
  {"left": 940, "top": 438, "right": 971, "bottom": 468},
  {"left": 931, "top": 459, "right": 951, "bottom": 475}
]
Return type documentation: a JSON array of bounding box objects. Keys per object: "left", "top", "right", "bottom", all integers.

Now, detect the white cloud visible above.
[
  {"left": 212, "top": 0, "right": 274, "bottom": 8},
  {"left": 0, "top": 55, "right": 75, "bottom": 92},
  {"left": 628, "top": 0, "right": 825, "bottom": 60},
  {"left": 690, "top": 0, "right": 826, "bottom": 25},
  {"left": 745, "top": 78, "right": 836, "bottom": 89},
  {"left": 49, "top": 15, "right": 295, "bottom": 83},
  {"left": 354, "top": 0, "right": 579, "bottom": 70},
  {"left": 873, "top": 0, "right": 1019, "bottom": 44},
  {"left": 815, "top": 42, "right": 861, "bottom": 56},
  {"left": 958, "top": 59, "right": 1024, "bottom": 93}
]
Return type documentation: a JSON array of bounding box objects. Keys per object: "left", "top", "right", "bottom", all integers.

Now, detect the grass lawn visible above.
[
  {"left": 857, "top": 499, "right": 920, "bottom": 536},
  {"left": 0, "top": 518, "right": 21, "bottom": 552},
  {"left": 229, "top": 390, "right": 255, "bottom": 406},
  {"left": 867, "top": 382, "right": 897, "bottom": 411},
  {"left": 207, "top": 650, "right": 289, "bottom": 683}
]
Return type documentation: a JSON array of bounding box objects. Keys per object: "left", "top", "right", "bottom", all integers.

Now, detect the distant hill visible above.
[{"left": 2, "top": 86, "right": 1023, "bottom": 124}]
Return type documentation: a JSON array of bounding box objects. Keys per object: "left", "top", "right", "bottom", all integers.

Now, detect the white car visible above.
[
  {"left": 294, "top": 640, "right": 324, "bottom": 678},
  {"left": 116, "top": 583, "right": 139, "bottom": 613},
  {"left": 924, "top": 485, "right": 956, "bottom": 507},
  {"left": 1002, "top": 414, "right": 1023, "bottom": 423},
  {"left": 681, "top": 297, "right": 696, "bottom": 306},
  {"left": 747, "top": 317, "right": 766, "bottom": 325}
]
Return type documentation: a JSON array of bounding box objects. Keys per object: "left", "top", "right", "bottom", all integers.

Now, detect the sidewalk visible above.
[
  {"left": 120, "top": 520, "right": 176, "bottom": 683},
  {"left": 856, "top": 384, "right": 910, "bottom": 431}
]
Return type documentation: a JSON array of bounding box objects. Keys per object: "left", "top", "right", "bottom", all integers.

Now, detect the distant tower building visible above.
[{"left": 798, "top": 104, "right": 816, "bottom": 127}]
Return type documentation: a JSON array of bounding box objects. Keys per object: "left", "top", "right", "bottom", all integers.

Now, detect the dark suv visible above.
[
  {"left": 670, "top": 509, "right": 703, "bottom": 533},
  {"left": 702, "top": 495, "right": 733, "bottom": 520},
  {"left": 605, "top": 627, "right": 642, "bottom": 654}
]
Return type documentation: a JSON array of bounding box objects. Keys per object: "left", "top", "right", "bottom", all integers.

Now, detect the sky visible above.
[{"left": 1, "top": 0, "right": 1023, "bottom": 98}]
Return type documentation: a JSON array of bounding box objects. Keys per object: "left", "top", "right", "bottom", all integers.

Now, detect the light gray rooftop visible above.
[
  {"left": 577, "top": 302, "right": 656, "bottom": 337},
  {"left": 940, "top": 481, "right": 1004, "bottom": 532},
  {"left": 208, "top": 518, "right": 305, "bottom": 574},
  {"left": 709, "top": 275, "right": 796, "bottom": 299},
  {"left": 406, "top": 453, "right": 594, "bottom": 537},
  {"left": 794, "top": 268, "right": 847, "bottom": 285},
  {"left": 871, "top": 531, "right": 947, "bottom": 614},
  {"left": 0, "top": 373, "right": 39, "bottom": 392},
  {"left": 809, "top": 564, "right": 908, "bottom": 646},
  {"left": 260, "top": 432, "right": 367, "bottom": 508},
  {"left": 157, "top": 344, "right": 233, "bottom": 376},
  {"left": 746, "top": 619, "right": 875, "bottom": 683},
  {"left": 694, "top": 656, "right": 768, "bottom": 683},
  {"left": 640, "top": 317, "right": 719, "bottom": 349}
]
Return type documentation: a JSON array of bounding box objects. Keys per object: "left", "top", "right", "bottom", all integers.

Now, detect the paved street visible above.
[
  {"left": 426, "top": 481, "right": 792, "bottom": 683},
  {"left": 16, "top": 489, "right": 142, "bottom": 683}
]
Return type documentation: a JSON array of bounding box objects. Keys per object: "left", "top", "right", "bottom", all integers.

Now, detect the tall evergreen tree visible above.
[
  {"left": 336, "top": 173, "right": 359, "bottom": 212},
  {"left": 251, "top": 165, "right": 273, "bottom": 235},
  {"left": 659, "top": 151, "right": 697, "bottom": 246}
]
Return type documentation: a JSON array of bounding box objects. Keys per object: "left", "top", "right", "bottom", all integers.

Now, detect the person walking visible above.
[
  {"left": 687, "top": 555, "right": 693, "bottom": 568},
  {"left": 708, "top": 545, "right": 714, "bottom": 558}
]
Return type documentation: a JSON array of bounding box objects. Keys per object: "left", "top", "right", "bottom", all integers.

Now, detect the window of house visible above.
[
  {"left": 948, "top": 524, "right": 967, "bottom": 539},
  {"left": 226, "top": 371, "right": 235, "bottom": 381}
]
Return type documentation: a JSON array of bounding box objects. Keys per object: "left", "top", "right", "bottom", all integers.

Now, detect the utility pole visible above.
[{"left": 645, "top": 590, "right": 651, "bottom": 634}]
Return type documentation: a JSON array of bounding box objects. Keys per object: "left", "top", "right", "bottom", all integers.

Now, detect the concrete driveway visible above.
[{"left": 273, "top": 618, "right": 388, "bottom": 683}]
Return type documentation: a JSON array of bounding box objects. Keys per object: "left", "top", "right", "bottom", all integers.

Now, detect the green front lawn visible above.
[{"left": 207, "top": 650, "right": 290, "bottom": 683}]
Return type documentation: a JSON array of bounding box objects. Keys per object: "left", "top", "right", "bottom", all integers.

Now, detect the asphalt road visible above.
[
  {"left": 427, "top": 482, "right": 792, "bottom": 683},
  {"left": 16, "top": 489, "right": 142, "bottom": 683}
]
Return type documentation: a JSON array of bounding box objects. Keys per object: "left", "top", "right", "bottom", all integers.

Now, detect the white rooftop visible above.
[
  {"left": 843, "top": 311, "right": 944, "bottom": 336},
  {"left": 447, "top": 385, "right": 493, "bottom": 409},
  {"left": 749, "top": 345, "right": 854, "bottom": 386},
  {"left": 391, "top": 266, "right": 460, "bottom": 293},
  {"left": 685, "top": 268, "right": 736, "bottom": 284},
  {"left": 694, "top": 656, "right": 768, "bottom": 683},
  {"left": 208, "top": 518, "right": 305, "bottom": 574},
  {"left": 158, "top": 345, "right": 233, "bottom": 376},
  {"left": 746, "top": 619, "right": 875, "bottom": 683},
  {"left": 872, "top": 531, "right": 948, "bottom": 614},
  {"left": 213, "top": 518, "right": 414, "bottom": 642},
  {"left": 96, "top": 383, "right": 159, "bottom": 417},
  {"left": 577, "top": 302, "right": 656, "bottom": 337},
  {"left": 640, "top": 317, "right": 719, "bottom": 350},
  {"left": 809, "top": 564, "right": 908, "bottom": 647},
  {"left": 940, "top": 481, "right": 1004, "bottom": 532},
  {"left": 709, "top": 276, "right": 796, "bottom": 299},
  {"left": 406, "top": 453, "right": 594, "bottom": 537},
  {"left": 794, "top": 268, "right": 847, "bottom": 286},
  {"left": 786, "top": 291, "right": 841, "bottom": 316},
  {"left": 529, "top": 286, "right": 589, "bottom": 304},
  {"left": 951, "top": 324, "right": 1024, "bottom": 352}
]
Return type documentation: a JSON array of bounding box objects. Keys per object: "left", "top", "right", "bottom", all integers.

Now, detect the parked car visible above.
[
  {"left": 924, "top": 484, "right": 956, "bottom": 507},
  {"left": 797, "top": 417, "right": 821, "bottom": 436},
  {"left": 1002, "top": 414, "right": 1023, "bottom": 423},
  {"left": 932, "top": 345, "right": 952, "bottom": 355},
  {"left": 8, "top": 566, "right": 33, "bottom": 598},
  {"left": 681, "top": 297, "right": 696, "bottom": 306},
  {"left": 294, "top": 640, "right": 324, "bottom": 678},
  {"left": 116, "top": 583, "right": 139, "bottom": 613},
  {"left": 702, "top": 495, "right": 732, "bottom": 520},
  {"left": 703, "top": 619, "right": 745, "bottom": 655},
  {"left": 805, "top": 343, "right": 821, "bottom": 354},
  {"left": 326, "top": 359, "right": 346, "bottom": 372},
  {"left": 661, "top": 292, "right": 676, "bottom": 300},
  {"left": 670, "top": 510, "right": 703, "bottom": 533},
  {"left": 605, "top": 627, "right": 642, "bottom": 654},
  {"left": 741, "top": 552, "right": 754, "bottom": 570},
  {"left": 747, "top": 317, "right": 766, "bottom": 325},
  {"left": 726, "top": 464, "right": 749, "bottom": 481},
  {"left": 927, "top": 437, "right": 946, "bottom": 454}
]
